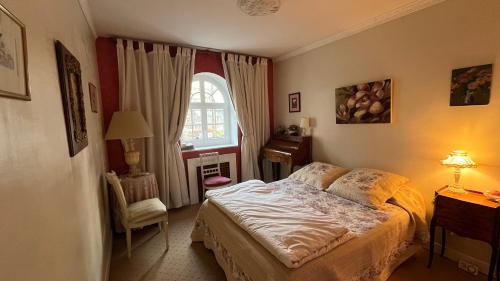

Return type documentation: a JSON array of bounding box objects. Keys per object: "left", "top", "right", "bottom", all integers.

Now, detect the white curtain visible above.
[
  {"left": 116, "top": 39, "right": 194, "bottom": 208},
  {"left": 222, "top": 54, "right": 270, "bottom": 181}
]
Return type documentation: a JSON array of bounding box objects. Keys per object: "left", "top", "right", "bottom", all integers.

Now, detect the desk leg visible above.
[
  {"left": 441, "top": 229, "right": 446, "bottom": 257},
  {"left": 272, "top": 162, "right": 281, "bottom": 181},
  {"left": 258, "top": 156, "right": 264, "bottom": 181},
  {"left": 488, "top": 241, "right": 498, "bottom": 281},
  {"left": 427, "top": 218, "right": 436, "bottom": 268}
]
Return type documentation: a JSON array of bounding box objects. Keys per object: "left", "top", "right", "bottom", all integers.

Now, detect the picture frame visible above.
[
  {"left": 289, "top": 92, "right": 300, "bottom": 113},
  {"left": 89, "top": 82, "right": 98, "bottom": 113},
  {"left": 55, "top": 40, "right": 88, "bottom": 157},
  {"left": 0, "top": 3, "right": 30, "bottom": 100},
  {"left": 335, "top": 79, "right": 392, "bottom": 124},
  {"left": 450, "top": 64, "right": 493, "bottom": 106}
]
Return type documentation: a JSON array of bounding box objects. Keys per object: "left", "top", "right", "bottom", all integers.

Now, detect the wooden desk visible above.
[
  {"left": 258, "top": 135, "right": 312, "bottom": 181},
  {"left": 428, "top": 187, "right": 500, "bottom": 280}
]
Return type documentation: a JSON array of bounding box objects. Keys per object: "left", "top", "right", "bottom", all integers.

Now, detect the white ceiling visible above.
[{"left": 87, "top": 0, "right": 445, "bottom": 59}]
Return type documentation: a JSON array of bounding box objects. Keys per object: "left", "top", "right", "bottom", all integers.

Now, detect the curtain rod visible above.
[{"left": 111, "top": 34, "right": 272, "bottom": 60}]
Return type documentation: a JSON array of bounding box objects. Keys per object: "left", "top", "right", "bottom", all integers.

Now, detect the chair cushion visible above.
[
  {"left": 204, "top": 176, "right": 232, "bottom": 187},
  {"left": 128, "top": 198, "right": 167, "bottom": 223}
]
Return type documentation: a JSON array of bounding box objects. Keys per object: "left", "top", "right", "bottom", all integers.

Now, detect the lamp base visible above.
[
  {"left": 125, "top": 150, "right": 141, "bottom": 176},
  {"left": 447, "top": 184, "right": 468, "bottom": 194}
]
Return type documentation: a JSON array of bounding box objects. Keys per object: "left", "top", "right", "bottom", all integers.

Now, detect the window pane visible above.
[
  {"left": 191, "top": 92, "right": 201, "bottom": 103},
  {"left": 192, "top": 80, "right": 200, "bottom": 94},
  {"left": 181, "top": 125, "right": 191, "bottom": 141},
  {"left": 181, "top": 125, "right": 202, "bottom": 141},
  {"left": 192, "top": 125, "right": 202, "bottom": 140},
  {"left": 204, "top": 81, "right": 216, "bottom": 94},
  {"left": 192, "top": 109, "right": 202, "bottom": 124},
  {"left": 215, "top": 109, "right": 224, "bottom": 123},
  {"left": 213, "top": 91, "right": 224, "bottom": 103},
  {"left": 185, "top": 109, "right": 192, "bottom": 125},
  {"left": 205, "top": 93, "right": 215, "bottom": 103},
  {"left": 206, "top": 109, "right": 213, "bottom": 124},
  {"left": 215, "top": 124, "right": 225, "bottom": 138}
]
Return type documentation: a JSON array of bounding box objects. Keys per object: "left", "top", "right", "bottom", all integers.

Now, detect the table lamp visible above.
[
  {"left": 441, "top": 150, "right": 477, "bottom": 194},
  {"left": 105, "top": 111, "right": 153, "bottom": 176},
  {"left": 300, "top": 117, "right": 311, "bottom": 136}
]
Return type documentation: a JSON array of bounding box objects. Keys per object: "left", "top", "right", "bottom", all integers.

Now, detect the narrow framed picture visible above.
[
  {"left": 89, "top": 82, "right": 98, "bottom": 113},
  {"left": 55, "top": 40, "right": 88, "bottom": 157},
  {"left": 289, "top": 92, "right": 300, "bottom": 113},
  {"left": 450, "top": 64, "right": 493, "bottom": 106},
  {"left": 335, "top": 79, "right": 392, "bottom": 124},
  {"left": 0, "top": 3, "right": 30, "bottom": 100}
]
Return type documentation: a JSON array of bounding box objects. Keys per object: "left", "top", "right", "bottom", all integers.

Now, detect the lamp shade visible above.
[
  {"left": 441, "top": 150, "right": 477, "bottom": 168},
  {"left": 300, "top": 117, "right": 310, "bottom": 129},
  {"left": 105, "top": 111, "right": 153, "bottom": 140}
]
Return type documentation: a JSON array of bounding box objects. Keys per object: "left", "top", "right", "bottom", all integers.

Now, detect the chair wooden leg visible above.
[
  {"left": 158, "top": 222, "right": 162, "bottom": 231},
  {"left": 126, "top": 228, "right": 132, "bottom": 259},
  {"left": 163, "top": 221, "right": 169, "bottom": 250}
]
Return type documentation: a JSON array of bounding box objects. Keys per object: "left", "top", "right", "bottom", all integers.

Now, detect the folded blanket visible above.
[{"left": 206, "top": 180, "right": 354, "bottom": 268}]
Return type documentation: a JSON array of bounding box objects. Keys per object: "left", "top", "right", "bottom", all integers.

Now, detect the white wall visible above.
[
  {"left": 0, "top": 0, "right": 110, "bottom": 280},
  {"left": 275, "top": 0, "right": 500, "bottom": 266}
]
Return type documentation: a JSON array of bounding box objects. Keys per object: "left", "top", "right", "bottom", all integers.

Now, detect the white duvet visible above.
[{"left": 205, "top": 180, "right": 355, "bottom": 268}]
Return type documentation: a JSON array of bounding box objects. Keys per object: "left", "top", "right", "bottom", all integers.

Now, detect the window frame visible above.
[{"left": 182, "top": 72, "right": 237, "bottom": 149}]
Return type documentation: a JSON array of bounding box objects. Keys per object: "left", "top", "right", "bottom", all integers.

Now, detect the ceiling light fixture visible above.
[{"left": 238, "top": 0, "right": 281, "bottom": 16}]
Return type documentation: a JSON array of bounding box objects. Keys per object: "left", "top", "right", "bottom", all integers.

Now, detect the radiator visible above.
[{"left": 186, "top": 153, "right": 237, "bottom": 204}]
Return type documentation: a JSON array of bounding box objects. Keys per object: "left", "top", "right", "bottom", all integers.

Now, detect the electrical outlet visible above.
[{"left": 458, "top": 259, "right": 479, "bottom": 276}]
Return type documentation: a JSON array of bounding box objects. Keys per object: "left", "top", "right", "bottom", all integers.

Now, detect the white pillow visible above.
[
  {"left": 289, "top": 162, "right": 350, "bottom": 190},
  {"left": 326, "top": 168, "right": 409, "bottom": 208}
]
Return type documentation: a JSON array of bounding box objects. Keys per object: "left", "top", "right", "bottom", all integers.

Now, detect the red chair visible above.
[{"left": 200, "top": 152, "right": 232, "bottom": 200}]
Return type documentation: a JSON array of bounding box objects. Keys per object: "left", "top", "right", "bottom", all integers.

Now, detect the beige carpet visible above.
[{"left": 109, "top": 204, "right": 487, "bottom": 281}]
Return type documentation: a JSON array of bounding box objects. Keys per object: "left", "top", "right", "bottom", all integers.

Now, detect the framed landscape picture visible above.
[
  {"left": 0, "top": 4, "right": 30, "bottom": 100},
  {"left": 55, "top": 40, "right": 88, "bottom": 157},
  {"left": 289, "top": 92, "right": 300, "bottom": 113},
  {"left": 450, "top": 64, "right": 493, "bottom": 106},
  {"left": 335, "top": 79, "right": 392, "bottom": 124}
]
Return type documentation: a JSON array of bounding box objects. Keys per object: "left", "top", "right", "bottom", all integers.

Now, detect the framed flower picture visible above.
[
  {"left": 289, "top": 92, "right": 300, "bottom": 113},
  {"left": 450, "top": 64, "right": 493, "bottom": 106},
  {"left": 0, "top": 4, "right": 30, "bottom": 100}
]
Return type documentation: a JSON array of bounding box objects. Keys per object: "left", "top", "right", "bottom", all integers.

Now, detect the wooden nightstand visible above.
[{"left": 428, "top": 186, "right": 500, "bottom": 281}]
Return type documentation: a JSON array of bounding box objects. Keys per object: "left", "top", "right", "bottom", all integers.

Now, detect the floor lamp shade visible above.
[{"left": 105, "top": 111, "right": 153, "bottom": 176}]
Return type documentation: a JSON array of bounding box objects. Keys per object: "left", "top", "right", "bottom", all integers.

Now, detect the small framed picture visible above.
[
  {"left": 450, "top": 64, "right": 493, "bottom": 106},
  {"left": 289, "top": 92, "right": 300, "bottom": 113},
  {"left": 0, "top": 3, "right": 30, "bottom": 100},
  {"left": 89, "top": 82, "right": 98, "bottom": 113}
]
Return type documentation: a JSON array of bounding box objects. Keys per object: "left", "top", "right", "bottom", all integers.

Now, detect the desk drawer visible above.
[{"left": 436, "top": 196, "right": 497, "bottom": 243}]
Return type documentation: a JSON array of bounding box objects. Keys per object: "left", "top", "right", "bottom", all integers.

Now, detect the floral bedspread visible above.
[{"left": 204, "top": 179, "right": 407, "bottom": 269}]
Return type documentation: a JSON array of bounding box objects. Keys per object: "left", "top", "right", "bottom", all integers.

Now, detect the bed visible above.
[{"left": 191, "top": 166, "right": 428, "bottom": 281}]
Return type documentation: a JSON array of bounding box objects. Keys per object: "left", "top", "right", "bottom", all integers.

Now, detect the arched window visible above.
[{"left": 181, "top": 72, "right": 237, "bottom": 148}]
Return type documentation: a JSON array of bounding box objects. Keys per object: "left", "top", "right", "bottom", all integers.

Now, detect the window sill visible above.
[{"left": 181, "top": 143, "right": 238, "bottom": 153}]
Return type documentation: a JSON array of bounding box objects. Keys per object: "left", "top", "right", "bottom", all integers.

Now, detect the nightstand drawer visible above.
[{"left": 435, "top": 195, "right": 497, "bottom": 243}]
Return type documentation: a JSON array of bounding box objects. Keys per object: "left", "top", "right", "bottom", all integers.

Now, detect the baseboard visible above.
[
  {"left": 429, "top": 242, "right": 490, "bottom": 275},
  {"left": 102, "top": 230, "right": 113, "bottom": 281}
]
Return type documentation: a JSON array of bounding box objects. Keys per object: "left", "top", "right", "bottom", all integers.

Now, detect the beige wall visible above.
[
  {"left": 0, "top": 0, "right": 110, "bottom": 280},
  {"left": 275, "top": 0, "right": 500, "bottom": 267}
]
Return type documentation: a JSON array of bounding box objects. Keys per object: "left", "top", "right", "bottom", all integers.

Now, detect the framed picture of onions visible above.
[{"left": 335, "top": 79, "right": 392, "bottom": 124}]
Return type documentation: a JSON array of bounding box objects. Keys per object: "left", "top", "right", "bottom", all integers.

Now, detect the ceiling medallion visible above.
[{"left": 238, "top": 0, "right": 281, "bottom": 16}]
